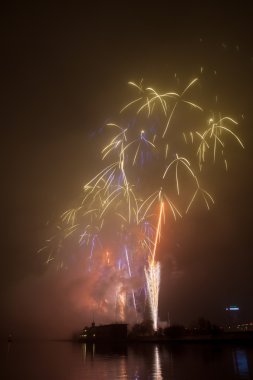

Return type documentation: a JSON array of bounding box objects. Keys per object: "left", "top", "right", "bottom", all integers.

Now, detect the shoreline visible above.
[{"left": 78, "top": 331, "right": 253, "bottom": 345}]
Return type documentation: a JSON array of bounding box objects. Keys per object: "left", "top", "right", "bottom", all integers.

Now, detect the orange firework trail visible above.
[{"left": 151, "top": 201, "right": 164, "bottom": 266}]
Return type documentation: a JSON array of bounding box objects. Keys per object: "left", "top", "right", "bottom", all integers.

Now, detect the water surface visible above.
[{"left": 1, "top": 341, "right": 253, "bottom": 379}]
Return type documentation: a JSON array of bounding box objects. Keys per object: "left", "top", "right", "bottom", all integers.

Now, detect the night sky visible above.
[{"left": 1, "top": 1, "right": 253, "bottom": 339}]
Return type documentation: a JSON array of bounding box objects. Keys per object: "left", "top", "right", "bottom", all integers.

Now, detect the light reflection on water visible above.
[
  {"left": 1, "top": 341, "right": 252, "bottom": 379},
  {"left": 153, "top": 346, "right": 163, "bottom": 380},
  {"left": 233, "top": 349, "right": 250, "bottom": 379}
]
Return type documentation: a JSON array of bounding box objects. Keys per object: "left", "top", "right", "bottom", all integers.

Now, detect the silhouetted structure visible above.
[{"left": 79, "top": 322, "right": 128, "bottom": 342}]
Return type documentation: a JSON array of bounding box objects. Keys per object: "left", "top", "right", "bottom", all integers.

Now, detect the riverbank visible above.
[
  {"left": 77, "top": 330, "right": 253, "bottom": 345},
  {"left": 127, "top": 331, "right": 253, "bottom": 344}
]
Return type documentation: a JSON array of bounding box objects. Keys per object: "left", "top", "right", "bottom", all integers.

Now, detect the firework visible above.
[
  {"left": 42, "top": 76, "right": 244, "bottom": 327},
  {"left": 144, "top": 201, "right": 164, "bottom": 330}
]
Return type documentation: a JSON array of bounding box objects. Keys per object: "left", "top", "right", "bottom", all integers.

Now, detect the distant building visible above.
[
  {"left": 224, "top": 305, "right": 240, "bottom": 329},
  {"left": 79, "top": 322, "right": 128, "bottom": 342},
  {"left": 237, "top": 322, "right": 253, "bottom": 332}
]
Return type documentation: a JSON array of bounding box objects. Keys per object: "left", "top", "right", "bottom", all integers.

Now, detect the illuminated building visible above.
[{"left": 225, "top": 305, "right": 240, "bottom": 329}]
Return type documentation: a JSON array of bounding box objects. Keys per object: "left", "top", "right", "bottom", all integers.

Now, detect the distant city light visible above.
[{"left": 225, "top": 305, "right": 240, "bottom": 311}]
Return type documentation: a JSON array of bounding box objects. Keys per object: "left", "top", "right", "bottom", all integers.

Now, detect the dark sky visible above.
[{"left": 1, "top": 1, "right": 253, "bottom": 338}]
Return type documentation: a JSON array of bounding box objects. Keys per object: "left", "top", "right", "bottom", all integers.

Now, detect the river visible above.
[{"left": 1, "top": 341, "right": 253, "bottom": 379}]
